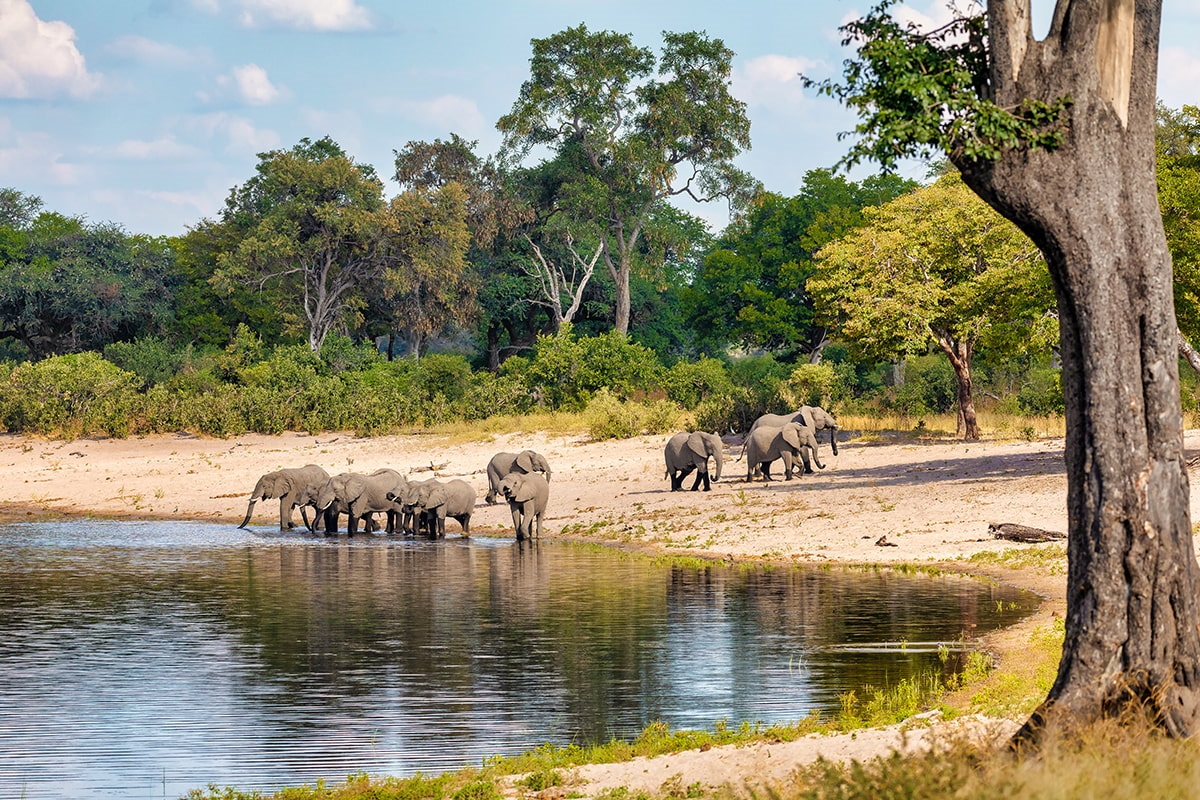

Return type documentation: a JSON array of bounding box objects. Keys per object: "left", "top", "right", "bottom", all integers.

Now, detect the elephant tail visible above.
[{"left": 238, "top": 499, "right": 257, "bottom": 529}]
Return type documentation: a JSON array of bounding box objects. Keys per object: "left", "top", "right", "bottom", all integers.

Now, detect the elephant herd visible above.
[
  {"left": 664, "top": 405, "right": 839, "bottom": 491},
  {"left": 237, "top": 450, "right": 552, "bottom": 541}
]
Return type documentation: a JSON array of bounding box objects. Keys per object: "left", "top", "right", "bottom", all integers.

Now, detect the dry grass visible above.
[{"left": 840, "top": 412, "right": 1066, "bottom": 440}]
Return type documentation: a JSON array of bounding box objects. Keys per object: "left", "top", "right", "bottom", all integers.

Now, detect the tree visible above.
[
  {"left": 685, "top": 170, "right": 916, "bottom": 360},
  {"left": 1155, "top": 103, "right": 1200, "bottom": 372},
  {"left": 379, "top": 183, "right": 473, "bottom": 358},
  {"left": 815, "top": 0, "right": 1200, "bottom": 738},
  {"left": 498, "top": 24, "right": 756, "bottom": 334},
  {"left": 0, "top": 199, "right": 175, "bottom": 359},
  {"left": 214, "top": 137, "right": 388, "bottom": 352},
  {"left": 811, "top": 174, "right": 1054, "bottom": 439}
]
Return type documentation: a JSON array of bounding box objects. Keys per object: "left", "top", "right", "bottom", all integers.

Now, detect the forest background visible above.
[{"left": 5, "top": 24, "right": 1200, "bottom": 443}]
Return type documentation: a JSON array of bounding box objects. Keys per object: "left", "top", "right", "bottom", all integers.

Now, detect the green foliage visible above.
[
  {"left": 0, "top": 352, "right": 142, "bottom": 438},
  {"left": 103, "top": 336, "right": 186, "bottom": 388},
  {"left": 808, "top": 0, "right": 1071, "bottom": 170},
  {"left": 525, "top": 326, "right": 662, "bottom": 409},
  {"left": 1017, "top": 367, "right": 1065, "bottom": 416},
  {"left": 661, "top": 358, "right": 733, "bottom": 409},
  {"left": 782, "top": 362, "right": 840, "bottom": 408},
  {"left": 888, "top": 356, "right": 957, "bottom": 415}
]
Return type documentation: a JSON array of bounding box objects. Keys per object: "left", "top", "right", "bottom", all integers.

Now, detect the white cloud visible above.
[
  {"left": 735, "top": 54, "right": 819, "bottom": 112},
  {"left": 222, "top": 63, "right": 287, "bottom": 105},
  {"left": 0, "top": 0, "right": 101, "bottom": 99},
  {"left": 187, "top": 112, "right": 280, "bottom": 153},
  {"left": 105, "top": 35, "right": 211, "bottom": 69},
  {"left": 395, "top": 95, "right": 487, "bottom": 138},
  {"left": 0, "top": 122, "right": 82, "bottom": 185},
  {"left": 225, "top": 0, "right": 374, "bottom": 31},
  {"left": 109, "top": 137, "right": 201, "bottom": 160}
]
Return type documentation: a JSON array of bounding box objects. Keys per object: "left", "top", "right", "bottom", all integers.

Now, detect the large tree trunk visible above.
[{"left": 958, "top": 0, "right": 1200, "bottom": 738}]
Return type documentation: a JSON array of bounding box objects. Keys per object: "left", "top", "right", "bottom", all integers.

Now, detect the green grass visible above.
[{"left": 967, "top": 544, "right": 1068, "bottom": 575}]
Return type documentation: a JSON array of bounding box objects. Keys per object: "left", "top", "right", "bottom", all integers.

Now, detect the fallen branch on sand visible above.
[{"left": 988, "top": 522, "right": 1066, "bottom": 543}]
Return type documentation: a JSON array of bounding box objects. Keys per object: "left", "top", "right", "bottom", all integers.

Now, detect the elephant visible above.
[
  {"left": 743, "top": 422, "right": 826, "bottom": 482},
  {"left": 238, "top": 464, "right": 330, "bottom": 531},
  {"left": 388, "top": 478, "right": 437, "bottom": 536},
  {"left": 664, "top": 431, "right": 724, "bottom": 491},
  {"left": 413, "top": 479, "right": 477, "bottom": 538},
  {"left": 485, "top": 450, "right": 552, "bottom": 504},
  {"left": 315, "top": 468, "right": 406, "bottom": 536},
  {"left": 499, "top": 471, "right": 549, "bottom": 541},
  {"left": 744, "top": 405, "right": 840, "bottom": 456}
]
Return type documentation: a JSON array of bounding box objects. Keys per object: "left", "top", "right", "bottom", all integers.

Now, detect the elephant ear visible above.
[
  {"left": 686, "top": 432, "right": 709, "bottom": 460},
  {"left": 344, "top": 475, "right": 367, "bottom": 502},
  {"left": 515, "top": 452, "right": 535, "bottom": 473},
  {"left": 782, "top": 424, "right": 803, "bottom": 450},
  {"left": 798, "top": 408, "right": 816, "bottom": 428},
  {"left": 514, "top": 476, "right": 538, "bottom": 503},
  {"left": 427, "top": 486, "right": 447, "bottom": 508}
]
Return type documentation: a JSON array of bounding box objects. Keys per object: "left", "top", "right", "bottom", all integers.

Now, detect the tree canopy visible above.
[
  {"left": 812, "top": 173, "right": 1054, "bottom": 438},
  {"left": 498, "top": 24, "right": 757, "bottom": 335}
]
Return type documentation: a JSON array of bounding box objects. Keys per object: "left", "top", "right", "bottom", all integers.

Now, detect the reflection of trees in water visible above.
[{"left": 0, "top": 536, "right": 1036, "bottom": 743}]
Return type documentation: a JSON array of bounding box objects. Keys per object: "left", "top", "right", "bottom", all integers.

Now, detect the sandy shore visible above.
[{"left": 4, "top": 426, "right": 1199, "bottom": 795}]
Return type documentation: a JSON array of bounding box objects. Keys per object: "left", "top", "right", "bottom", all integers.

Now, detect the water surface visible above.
[{"left": 0, "top": 521, "right": 1036, "bottom": 798}]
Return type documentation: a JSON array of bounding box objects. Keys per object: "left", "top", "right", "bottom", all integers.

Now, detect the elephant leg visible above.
[
  {"left": 322, "top": 507, "right": 338, "bottom": 535},
  {"left": 797, "top": 449, "right": 814, "bottom": 474},
  {"left": 460, "top": 513, "right": 471, "bottom": 536},
  {"left": 277, "top": 497, "right": 290, "bottom": 531},
  {"left": 689, "top": 468, "right": 704, "bottom": 491},
  {"left": 347, "top": 513, "right": 359, "bottom": 537},
  {"left": 761, "top": 461, "right": 774, "bottom": 481},
  {"left": 699, "top": 470, "right": 711, "bottom": 492}
]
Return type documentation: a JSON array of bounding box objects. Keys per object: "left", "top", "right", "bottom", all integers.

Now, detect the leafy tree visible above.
[
  {"left": 815, "top": 0, "right": 1200, "bottom": 738},
  {"left": 813, "top": 174, "right": 1054, "bottom": 439},
  {"left": 213, "top": 137, "right": 388, "bottom": 351},
  {"left": 0, "top": 199, "right": 175, "bottom": 359},
  {"left": 498, "top": 24, "right": 756, "bottom": 334},
  {"left": 379, "top": 182, "right": 473, "bottom": 357},
  {"left": 686, "top": 170, "right": 915, "bottom": 359},
  {"left": 1155, "top": 103, "right": 1200, "bottom": 371},
  {"left": 394, "top": 135, "right": 544, "bottom": 368}
]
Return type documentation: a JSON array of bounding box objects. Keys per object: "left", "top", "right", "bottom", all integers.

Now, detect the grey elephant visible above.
[
  {"left": 485, "top": 450, "right": 552, "bottom": 504},
  {"left": 744, "top": 422, "right": 826, "bottom": 481},
  {"left": 664, "top": 431, "right": 724, "bottom": 491},
  {"left": 238, "top": 464, "right": 330, "bottom": 531},
  {"left": 315, "top": 468, "right": 406, "bottom": 536},
  {"left": 388, "top": 478, "right": 436, "bottom": 535},
  {"left": 413, "top": 479, "right": 477, "bottom": 538},
  {"left": 745, "top": 405, "right": 840, "bottom": 456},
  {"left": 499, "top": 471, "right": 549, "bottom": 541}
]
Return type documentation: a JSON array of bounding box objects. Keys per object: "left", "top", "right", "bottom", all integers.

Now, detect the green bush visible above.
[
  {"left": 782, "top": 362, "right": 840, "bottom": 408},
  {"left": 1018, "top": 367, "right": 1065, "bottom": 415},
  {"left": 585, "top": 389, "right": 645, "bottom": 440},
  {"left": 662, "top": 357, "right": 733, "bottom": 408},
  {"left": 413, "top": 353, "right": 474, "bottom": 404},
  {"left": 103, "top": 336, "right": 185, "bottom": 387},
  {"left": 526, "top": 327, "right": 663, "bottom": 409},
  {"left": 889, "top": 355, "right": 956, "bottom": 415},
  {"left": 0, "top": 352, "right": 142, "bottom": 437}
]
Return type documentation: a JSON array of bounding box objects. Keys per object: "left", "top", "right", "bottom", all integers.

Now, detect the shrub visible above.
[
  {"left": 585, "top": 388, "right": 644, "bottom": 440},
  {"left": 662, "top": 358, "right": 733, "bottom": 408},
  {"left": 1018, "top": 367, "right": 1065, "bottom": 415},
  {"left": 889, "top": 355, "right": 956, "bottom": 415},
  {"left": 0, "top": 352, "right": 142, "bottom": 438},
  {"left": 526, "top": 326, "right": 663, "bottom": 409},
  {"left": 781, "top": 362, "right": 840, "bottom": 408},
  {"left": 103, "top": 336, "right": 185, "bottom": 388},
  {"left": 413, "top": 353, "right": 474, "bottom": 404}
]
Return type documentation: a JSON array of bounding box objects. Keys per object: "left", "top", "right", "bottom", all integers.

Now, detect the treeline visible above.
[{"left": 5, "top": 22, "right": 1200, "bottom": 440}]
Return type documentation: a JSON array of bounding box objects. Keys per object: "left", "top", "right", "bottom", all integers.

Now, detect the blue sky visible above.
[{"left": 4, "top": 0, "right": 1200, "bottom": 238}]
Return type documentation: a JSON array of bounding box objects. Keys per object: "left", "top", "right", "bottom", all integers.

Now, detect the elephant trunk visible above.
[
  {"left": 829, "top": 428, "right": 839, "bottom": 456},
  {"left": 812, "top": 446, "right": 826, "bottom": 470},
  {"left": 238, "top": 498, "right": 257, "bottom": 529},
  {"left": 712, "top": 447, "right": 724, "bottom": 482}
]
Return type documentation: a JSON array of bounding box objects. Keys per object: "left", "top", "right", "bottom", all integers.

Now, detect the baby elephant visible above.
[
  {"left": 498, "top": 471, "right": 549, "bottom": 541},
  {"left": 416, "top": 479, "right": 477, "bottom": 538},
  {"left": 664, "top": 431, "right": 724, "bottom": 492},
  {"left": 485, "top": 450, "right": 552, "bottom": 504}
]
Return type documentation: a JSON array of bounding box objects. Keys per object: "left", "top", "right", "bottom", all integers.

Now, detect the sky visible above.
[{"left": 4, "top": 0, "right": 1200, "bottom": 239}]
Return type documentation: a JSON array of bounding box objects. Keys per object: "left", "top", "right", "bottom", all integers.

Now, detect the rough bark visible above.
[{"left": 958, "top": 0, "right": 1200, "bottom": 738}]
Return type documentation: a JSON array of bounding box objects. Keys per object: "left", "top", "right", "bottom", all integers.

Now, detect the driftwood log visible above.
[{"left": 988, "top": 522, "right": 1066, "bottom": 543}]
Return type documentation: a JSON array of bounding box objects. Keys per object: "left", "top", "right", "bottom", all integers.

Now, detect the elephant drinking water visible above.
[{"left": 238, "top": 464, "right": 330, "bottom": 531}]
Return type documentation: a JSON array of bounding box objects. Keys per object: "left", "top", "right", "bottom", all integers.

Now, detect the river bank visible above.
[{"left": 3, "top": 427, "right": 1196, "bottom": 795}]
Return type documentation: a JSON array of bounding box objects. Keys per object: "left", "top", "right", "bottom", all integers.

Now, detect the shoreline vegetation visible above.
[{"left": 4, "top": 417, "right": 1199, "bottom": 798}]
